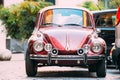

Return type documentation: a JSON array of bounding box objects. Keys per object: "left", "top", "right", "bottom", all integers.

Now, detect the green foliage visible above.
[
  {"left": 97, "top": 0, "right": 105, "bottom": 10},
  {"left": 78, "top": 1, "right": 105, "bottom": 10},
  {"left": 109, "top": 0, "right": 120, "bottom": 9},
  {"left": 82, "top": 1, "right": 99, "bottom": 11},
  {"left": 0, "top": 5, "right": 3, "bottom": 9},
  {"left": 0, "top": 1, "right": 52, "bottom": 40}
]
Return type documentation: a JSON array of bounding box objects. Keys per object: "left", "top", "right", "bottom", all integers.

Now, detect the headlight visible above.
[
  {"left": 33, "top": 41, "right": 43, "bottom": 52},
  {"left": 44, "top": 43, "right": 52, "bottom": 52},
  {"left": 91, "top": 42, "right": 103, "bottom": 53},
  {"left": 83, "top": 44, "right": 90, "bottom": 53}
]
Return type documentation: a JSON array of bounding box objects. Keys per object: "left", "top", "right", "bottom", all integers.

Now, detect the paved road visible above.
[{"left": 0, "top": 53, "right": 120, "bottom": 80}]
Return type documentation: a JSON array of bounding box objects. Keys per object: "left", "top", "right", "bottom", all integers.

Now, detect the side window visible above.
[
  {"left": 42, "top": 10, "right": 53, "bottom": 24},
  {"left": 95, "top": 12, "right": 116, "bottom": 27}
]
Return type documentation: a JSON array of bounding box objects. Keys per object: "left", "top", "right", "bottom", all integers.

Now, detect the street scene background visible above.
[{"left": 0, "top": 0, "right": 120, "bottom": 80}]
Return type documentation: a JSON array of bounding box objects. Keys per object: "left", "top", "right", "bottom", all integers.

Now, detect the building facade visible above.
[
  {"left": 55, "top": 0, "right": 98, "bottom": 6},
  {"left": 0, "top": 0, "right": 24, "bottom": 7}
]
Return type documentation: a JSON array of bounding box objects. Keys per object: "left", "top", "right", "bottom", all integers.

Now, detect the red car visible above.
[{"left": 25, "top": 6, "right": 107, "bottom": 77}]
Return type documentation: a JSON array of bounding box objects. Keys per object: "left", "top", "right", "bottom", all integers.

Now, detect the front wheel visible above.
[
  {"left": 117, "top": 55, "right": 120, "bottom": 71},
  {"left": 96, "top": 59, "right": 106, "bottom": 77},
  {"left": 25, "top": 49, "right": 37, "bottom": 77}
]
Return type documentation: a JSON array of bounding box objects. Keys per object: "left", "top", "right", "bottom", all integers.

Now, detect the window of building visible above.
[{"left": 0, "top": 0, "right": 3, "bottom": 5}]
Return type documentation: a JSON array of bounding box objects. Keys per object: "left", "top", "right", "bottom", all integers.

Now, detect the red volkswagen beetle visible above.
[{"left": 25, "top": 6, "right": 107, "bottom": 77}]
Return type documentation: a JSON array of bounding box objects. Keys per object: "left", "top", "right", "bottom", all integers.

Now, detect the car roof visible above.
[
  {"left": 38, "top": 6, "right": 92, "bottom": 15},
  {"left": 92, "top": 9, "right": 117, "bottom": 14}
]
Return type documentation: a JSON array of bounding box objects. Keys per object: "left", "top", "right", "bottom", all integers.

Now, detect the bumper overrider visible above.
[{"left": 30, "top": 53, "right": 105, "bottom": 65}]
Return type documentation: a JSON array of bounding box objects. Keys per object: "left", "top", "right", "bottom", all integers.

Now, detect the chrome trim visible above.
[
  {"left": 33, "top": 41, "right": 43, "bottom": 52},
  {"left": 47, "top": 52, "right": 51, "bottom": 65},
  {"left": 44, "top": 43, "right": 52, "bottom": 52},
  {"left": 30, "top": 54, "right": 105, "bottom": 61}
]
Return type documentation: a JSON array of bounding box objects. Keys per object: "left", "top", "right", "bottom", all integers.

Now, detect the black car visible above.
[{"left": 92, "top": 9, "right": 117, "bottom": 64}]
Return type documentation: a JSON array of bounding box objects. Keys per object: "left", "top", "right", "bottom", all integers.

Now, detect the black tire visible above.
[
  {"left": 88, "top": 64, "right": 96, "bottom": 72},
  {"left": 112, "top": 48, "right": 120, "bottom": 70},
  {"left": 117, "top": 55, "right": 120, "bottom": 71},
  {"left": 96, "top": 59, "right": 106, "bottom": 77},
  {"left": 25, "top": 49, "right": 37, "bottom": 77}
]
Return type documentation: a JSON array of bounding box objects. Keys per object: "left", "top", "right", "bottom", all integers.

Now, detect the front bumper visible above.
[{"left": 30, "top": 54, "right": 105, "bottom": 65}]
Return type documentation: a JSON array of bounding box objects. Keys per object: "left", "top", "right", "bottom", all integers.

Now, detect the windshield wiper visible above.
[
  {"left": 42, "top": 23, "right": 62, "bottom": 27},
  {"left": 63, "top": 24, "right": 81, "bottom": 26}
]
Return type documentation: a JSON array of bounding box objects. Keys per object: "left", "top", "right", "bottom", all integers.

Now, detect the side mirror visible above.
[{"left": 96, "top": 28, "right": 101, "bottom": 33}]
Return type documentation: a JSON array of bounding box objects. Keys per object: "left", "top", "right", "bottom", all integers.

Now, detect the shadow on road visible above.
[
  {"left": 26, "top": 66, "right": 120, "bottom": 80},
  {"left": 36, "top": 70, "right": 96, "bottom": 78}
]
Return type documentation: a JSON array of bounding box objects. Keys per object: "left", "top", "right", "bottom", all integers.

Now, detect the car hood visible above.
[{"left": 40, "top": 26, "right": 93, "bottom": 51}]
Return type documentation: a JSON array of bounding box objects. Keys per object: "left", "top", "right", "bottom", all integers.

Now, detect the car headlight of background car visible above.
[
  {"left": 91, "top": 42, "right": 103, "bottom": 53},
  {"left": 33, "top": 41, "right": 44, "bottom": 52}
]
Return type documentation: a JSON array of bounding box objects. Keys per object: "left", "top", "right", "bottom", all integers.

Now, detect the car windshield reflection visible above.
[{"left": 41, "top": 8, "right": 92, "bottom": 27}]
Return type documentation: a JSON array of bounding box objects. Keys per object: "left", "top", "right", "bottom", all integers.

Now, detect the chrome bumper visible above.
[{"left": 30, "top": 54, "right": 105, "bottom": 65}]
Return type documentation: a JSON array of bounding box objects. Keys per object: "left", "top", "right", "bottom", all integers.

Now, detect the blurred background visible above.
[{"left": 0, "top": 0, "right": 119, "bottom": 53}]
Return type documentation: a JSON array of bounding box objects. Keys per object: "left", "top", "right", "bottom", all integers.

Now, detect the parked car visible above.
[
  {"left": 110, "top": 7, "right": 120, "bottom": 70},
  {"left": 25, "top": 6, "right": 107, "bottom": 77},
  {"left": 92, "top": 9, "right": 117, "bottom": 64}
]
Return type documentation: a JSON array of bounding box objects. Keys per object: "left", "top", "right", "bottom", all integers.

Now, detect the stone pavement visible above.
[
  {"left": 0, "top": 53, "right": 120, "bottom": 80},
  {"left": 0, "top": 53, "right": 26, "bottom": 80}
]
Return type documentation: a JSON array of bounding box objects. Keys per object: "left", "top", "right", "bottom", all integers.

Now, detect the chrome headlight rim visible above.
[
  {"left": 91, "top": 42, "right": 103, "bottom": 53},
  {"left": 33, "top": 41, "right": 44, "bottom": 52},
  {"left": 44, "top": 43, "right": 52, "bottom": 52},
  {"left": 83, "top": 44, "right": 90, "bottom": 53}
]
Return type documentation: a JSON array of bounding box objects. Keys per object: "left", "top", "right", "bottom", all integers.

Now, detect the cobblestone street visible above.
[{"left": 0, "top": 53, "right": 120, "bottom": 80}]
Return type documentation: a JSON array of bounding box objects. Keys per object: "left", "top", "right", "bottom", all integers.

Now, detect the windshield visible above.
[{"left": 41, "top": 8, "right": 92, "bottom": 27}]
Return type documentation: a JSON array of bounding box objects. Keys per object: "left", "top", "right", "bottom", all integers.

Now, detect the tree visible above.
[
  {"left": 78, "top": 1, "right": 106, "bottom": 10},
  {"left": 0, "top": 1, "right": 52, "bottom": 40},
  {"left": 98, "top": 0, "right": 120, "bottom": 9},
  {"left": 81, "top": 1, "right": 99, "bottom": 11},
  {"left": 109, "top": 0, "right": 120, "bottom": 9},
  {"left": 97, "top": 0, "right": 105, "bottom": 10}
]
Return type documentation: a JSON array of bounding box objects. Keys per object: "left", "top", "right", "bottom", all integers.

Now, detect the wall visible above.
[
  {"left": 56, "top": 0, "right": 98, "bottom": 6},
  {"left": 0, "top": 21, "right": 6, "bottom": 49},
  {"left": 4, "top": 0, "right": 24, "bottom": 7}
]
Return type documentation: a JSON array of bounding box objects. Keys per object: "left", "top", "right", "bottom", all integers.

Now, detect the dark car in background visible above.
[{"left": 92, "top": 9, "right": 117, "bottom": 64}]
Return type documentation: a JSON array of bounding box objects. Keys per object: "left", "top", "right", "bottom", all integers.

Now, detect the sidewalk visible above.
[{"left": 11, "top": 53, "right": 25, "bottom": 61}]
